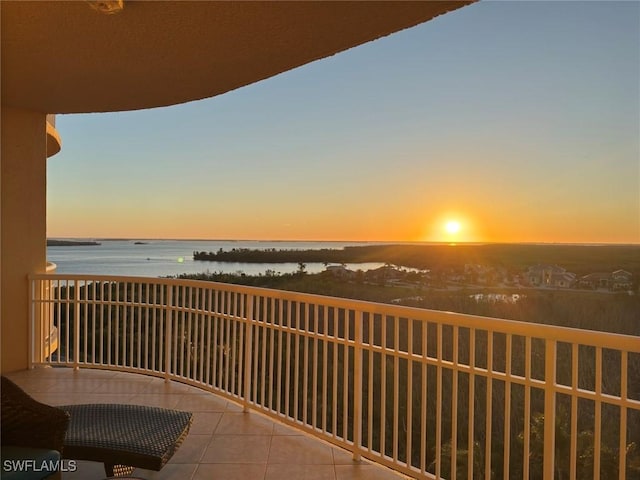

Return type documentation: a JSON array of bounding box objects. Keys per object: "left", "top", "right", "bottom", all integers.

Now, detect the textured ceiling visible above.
[{"left": 1, "top": 1, "right": 472, "bottom": 113}]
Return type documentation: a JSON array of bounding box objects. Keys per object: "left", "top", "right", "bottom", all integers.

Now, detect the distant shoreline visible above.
[
  {"left": 194, "top": 243, "right": 640, "bottom": 275},
  {"left": 47, "top": 239, "right": 100, "bottom": 246},
  {"left": 52, "top": 237, "right": 639, "bottom": 247}
]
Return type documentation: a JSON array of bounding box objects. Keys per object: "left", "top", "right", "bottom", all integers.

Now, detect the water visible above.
[{"left": 47, "top": 239, "right": 387, "bottom": 277}]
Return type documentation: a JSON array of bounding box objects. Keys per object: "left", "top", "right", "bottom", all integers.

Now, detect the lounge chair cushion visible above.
[
  {"left": 59, "top": 403, "right": 192, "bottom": 474},
  {"left": 1, "top": 446, "right": 60, "bottom": 480}
]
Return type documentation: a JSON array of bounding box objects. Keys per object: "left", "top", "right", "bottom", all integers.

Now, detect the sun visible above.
[
  {"left": 445, "top": 220, "right": 461, "bottom": 235},
  {"left": 422, "top": 213, "right": 477, "bottom": 243}
]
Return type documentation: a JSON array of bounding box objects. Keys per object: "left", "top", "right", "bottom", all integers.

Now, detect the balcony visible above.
[
  {"left": 27, "top": 274, "right": 640, "bottom": 479},
  {"left": 6, "top": 368, "right": 399, "bottom": 480}
]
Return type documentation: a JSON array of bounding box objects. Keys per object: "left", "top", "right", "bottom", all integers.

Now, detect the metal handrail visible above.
[{"left": 29, "top": 273, "right": 640, "bottom": 480}]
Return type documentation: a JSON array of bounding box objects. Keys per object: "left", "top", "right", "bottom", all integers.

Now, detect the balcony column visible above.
[{"left": 1, "top": 106, "right": 47, "bottom": 373}]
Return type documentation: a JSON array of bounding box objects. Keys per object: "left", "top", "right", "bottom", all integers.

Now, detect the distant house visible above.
[
  {"left": 579, "top": 270, "right": 633, "bottom": 290},
  {"left": 548, "top": 272, "right": 576, "bottom": 288},
  {"left": 579, "top": 273, "right": 613, "bottom": 290},
  {"left": 364, "top": 265, "right": 403, "bottom": 283},
  {"left": 611, "top": 270, "right": 633, "bottom": 290},
  {"left": 325, "top": 265, "right": 356, "bottom": 279},
  {"left": 524, "top": 265, "right": 573, "bottom": 287}
]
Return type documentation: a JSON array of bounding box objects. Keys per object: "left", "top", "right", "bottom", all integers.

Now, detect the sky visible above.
[{"left": 47, "top": 1, "right": 640, "bottom": 244}]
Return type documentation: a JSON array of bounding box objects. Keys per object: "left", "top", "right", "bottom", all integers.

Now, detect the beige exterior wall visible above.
[{"left": 1, "top": 107, "right": 48, "bottom": 372}]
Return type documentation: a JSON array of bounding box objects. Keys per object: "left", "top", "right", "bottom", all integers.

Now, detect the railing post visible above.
[
  {"left": 28, "top": 277, "right": 36, "bottom": 369},
  {"left": 243, "top": 294, "right": 254, "bottom": 412},
  {"left": 73, "top": 280, "right": 80, "bottom": 370},
  {"left": 543, "top": 339, "right": 557, "bottom": 479},
  {"left": 29, "top": 276, "right": 52, "bottom": 368},
  {"left": 352, "top": 309, "right": 363, "bottom": 461},
  {"left": 164, "top": 285, "right": 173, "bottom": 383}
]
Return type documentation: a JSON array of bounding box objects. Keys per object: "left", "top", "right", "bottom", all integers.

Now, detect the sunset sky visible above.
[{"left": 47, "top": 1, "right": 639, "bottom": 244}]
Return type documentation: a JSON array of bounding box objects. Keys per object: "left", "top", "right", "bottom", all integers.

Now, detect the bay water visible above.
[{"left": 47, "top": 239, "right": 386, "bottom": 277}]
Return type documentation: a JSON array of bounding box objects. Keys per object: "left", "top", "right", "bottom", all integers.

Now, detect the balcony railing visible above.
[
  {"left": 29, "top": 274, "right": 640, "bottom": 480},
  {"left": 31, "top": 263, "right": 59, "bottom": 360}
]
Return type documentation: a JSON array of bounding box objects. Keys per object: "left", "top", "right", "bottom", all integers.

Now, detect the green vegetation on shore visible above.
[
  {"left": 187, "top": 243, "right": 640, "bottom": 336},
  {"left": 194, "top": 243, "right": 640, "bottom": 276},
  {"left": 47, "top": 239, "right": 100, "bottom": 246},
  {"left": 174, "top": 270, "right": 640, "bottom": 336}
]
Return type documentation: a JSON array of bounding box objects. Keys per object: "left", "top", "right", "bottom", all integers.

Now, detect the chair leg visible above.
[{"left": 104, "top": 463, "right": 136, "bottom": 477}]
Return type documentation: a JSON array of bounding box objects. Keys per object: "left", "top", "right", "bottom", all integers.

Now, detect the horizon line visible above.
[{"left": 47, "top": 237, "right": 640, "bottom": 247}]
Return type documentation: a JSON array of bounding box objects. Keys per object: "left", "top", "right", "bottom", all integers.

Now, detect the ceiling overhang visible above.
[{"left": 1, "top": 1, "right": 473, "bottom": 114}]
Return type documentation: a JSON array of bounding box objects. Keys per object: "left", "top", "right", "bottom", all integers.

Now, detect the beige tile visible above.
[
  {"left": 45, "top": 378, "right": 105, "bottom": 393},
  {"left": 114, "top": 383, "right": 180, "bottom": 395},
  {"left": 149, "top": 377, "right": 209, "bottom": 394},
  {"left": 92, "top": 379, "right": 156, "bottom": 394},
  {"left": 108, "top": 377, "right": 193, "bottom": 395},
  {"left": 5, "top": 378, "right": 60, "bottom": 392},
  {"left": 112, "top": 371, "right": 158, "bottom": 381},
  {"left": 61, "top": 460, "right": 105, "bottom": 480},
  {"left": 266, "top": 464, "right": 336, "bottom": 480},
  {"left": 214, "top": 412, "right": 275, "bottom": 435},
  {"left": 167, "top": 434, "right": 211, "bottom": 464},
  {"left": 175, "top": 392, "right": 228, "bottom": 412},
  {"left": 193, "top": 463, "right": 266, "bottom": 480},
  {"left": 202, "top": 435, "right": 271, "bottom": 464},
  {"left": 128, "top": 393, "right": 183, "bottom": 409},
  {"left": 189, "top": 411, "right": 223, "bottom": 434},
  {"left": 73, "top": 369, "right": 120, "bottom": 379},
  {"left": 273, "top": 422, "right": 305, "bottom": 436},
  {"left": 58, "top": 369, "right": 119, "bottom": 380},
  {"left": 268, "top": 435, "right": 334, "bottom": 465},
  {"left": 38, "top": 393, "right": 134, "bottom": 405},
  {"left": 331, "top": 447, "right": 369, "bottom": 465},
  {"left": 136, "top": 463, "right": 198, "bottom": 479},
  {"left": 334, "top": 464, "right": 404, "bottom": 480},
  {"left": 224, "top": 400, "right": 244, "bottom": 412},
  {"left": 5, "top": 367, "right": 64, "bottom": 378}
]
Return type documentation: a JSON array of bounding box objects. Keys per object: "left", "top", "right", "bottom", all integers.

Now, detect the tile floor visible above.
[{"left": 5, "top": 368, "right": 408, "bottom": 480}]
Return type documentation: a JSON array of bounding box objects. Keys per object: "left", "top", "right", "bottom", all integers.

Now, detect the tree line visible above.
[{"left": 193, "top": 244, "right": 640, "bottom": 278}]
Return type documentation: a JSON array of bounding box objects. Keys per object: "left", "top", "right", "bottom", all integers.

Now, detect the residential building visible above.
[
  {"left": 325, "top": 265, "right": 356, "bottom": 279},
  {"left": 611, "top": 269, "right": 634, "bottom": 290},
  {"left": 579, "top": 270, "right": 634, "bottom": 291},
  {"left": 364, "top": 265, "right": 404, "bottom": 283},
  {"left": 524, "top": 264, "right": 573, "bottom": 287}
]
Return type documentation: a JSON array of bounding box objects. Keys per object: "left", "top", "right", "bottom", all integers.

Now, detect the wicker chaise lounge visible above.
[
  {"left": 1, "top": 376, "right": 193, "bottom": 478},
  {"left": 59, "top": 403, "right": 193, "bottom": 477},
  {"left": 1, "top": 376, "right": 70, "bottom": 480}
]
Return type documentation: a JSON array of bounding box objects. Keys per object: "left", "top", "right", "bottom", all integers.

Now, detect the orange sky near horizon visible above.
[{"left": 48, "top": 197, "right": 638, "bottom": 245}]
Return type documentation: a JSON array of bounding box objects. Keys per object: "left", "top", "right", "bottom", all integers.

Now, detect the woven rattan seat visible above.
[
  {"left": 58, "top": 403, "right": 192, "bottom": 477},
  {"left": 1, "top": 376, "right": 70, "bottom": 480}
]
